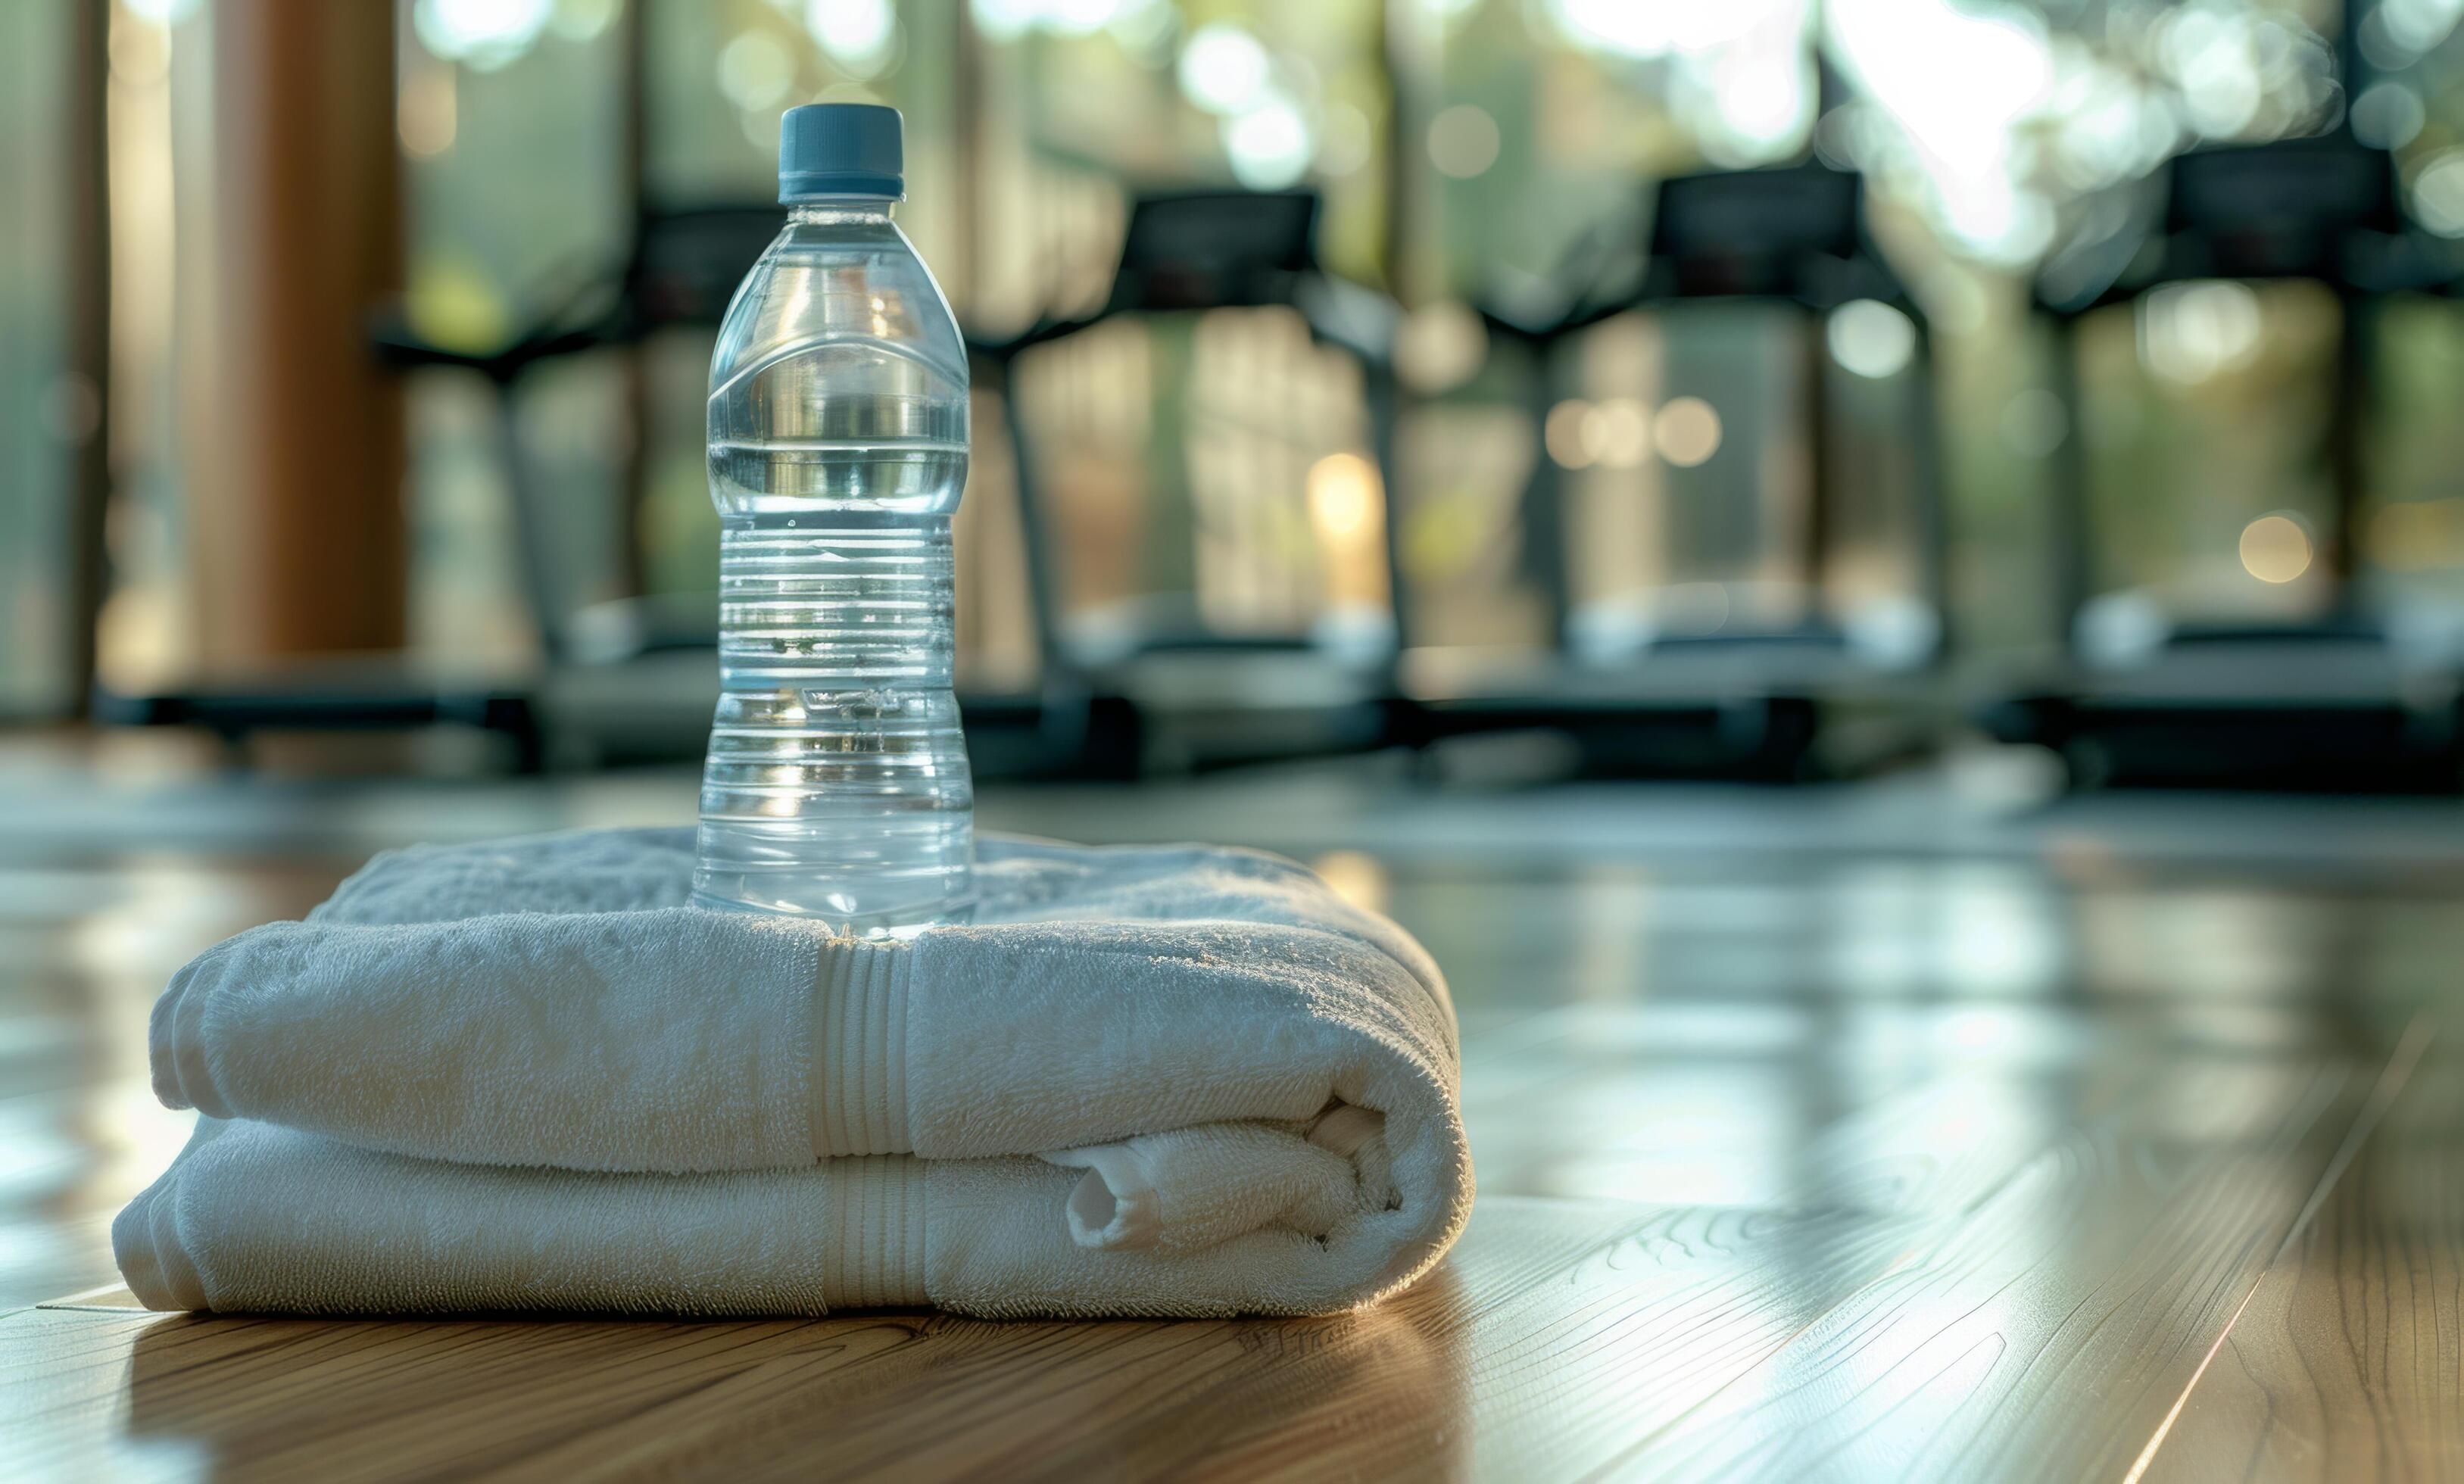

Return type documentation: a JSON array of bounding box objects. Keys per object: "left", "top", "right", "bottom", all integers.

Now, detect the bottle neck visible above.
[{"left": 788, "top": 201, "right": 897, "bottom": 227}]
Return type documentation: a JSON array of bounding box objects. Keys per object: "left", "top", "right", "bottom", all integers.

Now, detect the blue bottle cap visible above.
[{"left": 778, "top": 103, "right": 903, "bottom": 203}]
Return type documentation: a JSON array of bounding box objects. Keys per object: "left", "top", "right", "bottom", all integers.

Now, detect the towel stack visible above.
[{"left": 115, "top": 829, "right": 1470, "bottom": 1317}]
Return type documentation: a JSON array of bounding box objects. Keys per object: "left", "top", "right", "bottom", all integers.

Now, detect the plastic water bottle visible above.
[{"left": 693, "top": 104, "right": 973, "bottom": 934}]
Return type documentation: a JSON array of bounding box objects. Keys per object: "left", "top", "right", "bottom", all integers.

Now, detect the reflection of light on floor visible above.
[
  {"left": 1568, "top": 868, "right": 1653, "bottom": 1008},
  {"left": 1461, "top": 991, "right": 1815, "bottom": 1207},
  {"left": 1645, "top": 880, "right": 1798, "bottom": 934},
  {"left": 1908, "top": 1077, "right": 2037, "bottom": 1156},
  {"left": 1824, "top": 862, "right": 1935, "bottom": 993},
  {"left": 1466, "top": 1000, "right": 1807, "bottom": 1064},
  {"left": 2078, "top": 887, "right": 2335, "bottom": 1000},
  {"left": 1855, "top": 1005, "right": 2089, "bottom": 1071},
  {"left": 0, "top": 1105, "right": 82, "bottom": 1199},
  {"left": 0, "top": 867, "right": 139, "bottom": 923},
  {"left": 1815, "top": 1295, "right": 2017, "bottom": 1473},
  {"left": 0, "top": 1220, "right": 69, "bottom": 1293},
  {"left": 92, "top": 1079, "right": 198, "bottom": 1204},
  {"left": 1713, "top": 1077, "right": 2063, "bottom": 1470},
  {"left": 1508, "top": 1068, "right": 1799, "bottom": 1206},
  {"left": 1942, "top": 1007, "right": 2020, "bottom": 1053},
  {"left": 1824, "top": 864, "right": 2065, "bottom": 998},
  {"left": 1938, "top": 876, "right": 2063, "bottom": 996},
  {"left": 2161, "top": 1002, "right": 2310, "bottom": 1053},
  {"left": 2145, "top": 1061, "right": 2337, "bottom": 1143},
  {"left": 60, "top": 863, "right": 274, "bottom": 973},
  {"left": 45, "top": 863, "right": 292, "bottom": 1292}
]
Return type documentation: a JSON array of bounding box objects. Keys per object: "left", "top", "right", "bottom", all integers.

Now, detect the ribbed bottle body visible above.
[{"left": 693, "top": 206, "right": 973, "bottom": 934}]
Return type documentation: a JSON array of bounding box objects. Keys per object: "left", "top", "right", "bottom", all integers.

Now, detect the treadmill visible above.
[
  {"left": 1397, "top": 160, "right": 1949, "bottom": 780},
  {"left": 968, "top": 189, "right": 1408, "bottom": 773},
  {"left": 1979, "top": 132, "right": 2464, "bottom": 790}
]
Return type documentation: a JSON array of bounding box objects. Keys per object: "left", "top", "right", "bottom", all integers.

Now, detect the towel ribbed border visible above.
[
  {"left": 822, "top": 1155, "right": 928, "bottom": 1308},
  {"left": 811, "top": 941, "right": 912, "bottom": 1158}
]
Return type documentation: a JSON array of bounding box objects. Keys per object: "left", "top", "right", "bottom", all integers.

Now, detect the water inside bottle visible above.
[{"left": 692, "top": 208, "right": 975, "bottom": 934}]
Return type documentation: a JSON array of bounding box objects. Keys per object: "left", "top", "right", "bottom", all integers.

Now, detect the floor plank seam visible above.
[{"left": 2120, "top": 1012, "right": 2438, "bottom": 1484}]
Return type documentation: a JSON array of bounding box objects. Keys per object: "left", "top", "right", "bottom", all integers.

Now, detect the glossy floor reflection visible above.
[{"left": 4, "top": 739, "right": 2461, "bottom": 1479}]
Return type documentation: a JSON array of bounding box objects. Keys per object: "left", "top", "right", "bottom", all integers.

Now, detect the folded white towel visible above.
[{"left": 117, "top": 830, "right": 1468, "bottom": 1318}]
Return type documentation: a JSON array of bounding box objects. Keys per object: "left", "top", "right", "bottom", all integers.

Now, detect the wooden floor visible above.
[{"left": 6, "top": 737, "right": 2464, "bottom": 1480}]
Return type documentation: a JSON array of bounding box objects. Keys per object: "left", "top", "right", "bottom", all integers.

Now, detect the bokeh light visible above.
[
  {"left": 398, "top": 64, "right": 458, "bottom": 158},
  {"left": 1654, "top": 398, "right": 1722, "bottom": 467},
  {"left": 1826, "top": 0, "right": 2053, "bottom": 263},
  {"left": 718, "top": 31, "right": 796, "bottom": 113},
  {"left": 1427, "top": 105, "right": 1502, "bottom": 179},
  {"left": 1546, "top": 400, "right": 1595, "bottom": 469},
  {"left": 1307, "top": 454, "right": 1380, "bottom": 541},
  {"left": 1546, "top": 0, "right": 1812, "bottom": 166},
  {"left": 2239, "top": 514, "right": 2313, "bottom": 585},
  {"left": 2351, "top": 80, "right": 2427, "bottom": 149},
  {"left": 1177, "top": 23, "right": 1271, "bottom": 116},
  {"left": 2369, "top": 0, "right": 2464, "bottom": 60},
  {"left": 1394, "top": 302, "right": 1487, "bottom": 393},
  {"left": 1826, "top": 300, "right": 1917, "bottom": 380},
  {"left": 2139, "top": 280, "right": 2263, "bottom": 384},
  {"left": 2411, "top": 149, "right": 2464, "bottom": 237},
  {"left": 1318, "top": 103, "right": 1373, "bottom": 177},
  {"left": 413, "top": 0, "right": 554, "bottom": 70},
  {"left": 972, "top": 0, "right": 1161, "bottom": 42},
  {"left": 1583, "top": 399, "right": 1652, "bottom": 469},
  {"left": 807, "top": 0, "right": 899, "bottom": 78},
  {"left": 1223, "top": 98, "right": 1312, "bottom": 189},
  {"left": 1999, "top": 389, "right": 2068, "bottom": 460}
]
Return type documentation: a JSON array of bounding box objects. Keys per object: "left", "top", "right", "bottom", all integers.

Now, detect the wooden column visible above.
[
  {"left": 613, "top": 0, "right": 650, "bottom": 604},
  {"left": 64, "top": 0, "right": 112, "bottom": 713},
  {"left": 198, "top": 0, "right": 404, "bottom": 662}
]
